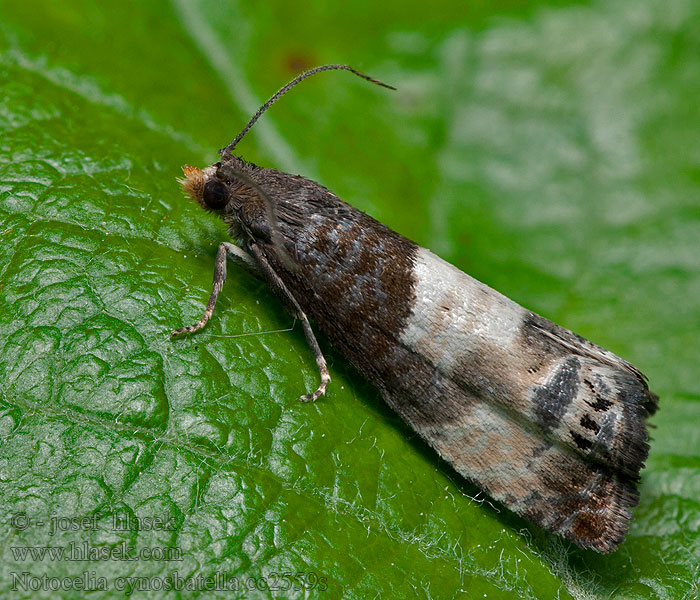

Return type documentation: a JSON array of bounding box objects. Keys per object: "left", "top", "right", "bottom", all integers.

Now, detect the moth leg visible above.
[
  {"left": 171, "top": 242, "right": 256, "bottom": 336},
  {"left": 226, "top": 243, "right": 260, "bottom": 272},
  {"left": 249, "top": 244, "right": 331, "bottom": 402}
]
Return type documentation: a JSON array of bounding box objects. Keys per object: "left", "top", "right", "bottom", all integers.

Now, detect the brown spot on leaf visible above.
[{"left": 284, "top": 52, "right": 316, "bottom": 73}]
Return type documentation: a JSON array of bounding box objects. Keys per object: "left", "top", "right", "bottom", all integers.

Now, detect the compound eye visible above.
[{"left": 202, "top": 180, "right": 228, "bottom": 209}]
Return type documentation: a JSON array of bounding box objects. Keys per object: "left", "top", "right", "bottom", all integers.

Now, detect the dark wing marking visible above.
[
  {"left": 237, "top": 164, "right": 655, "bottom": 552},
  {"left": 377, "top": 343, "right": 641, "bottom": 553}
]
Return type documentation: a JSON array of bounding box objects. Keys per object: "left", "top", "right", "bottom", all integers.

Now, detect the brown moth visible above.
[{"left": 173, "top": 65, "right": 657, "bottom": 553}]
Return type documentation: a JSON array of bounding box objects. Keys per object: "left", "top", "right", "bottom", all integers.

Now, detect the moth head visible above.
[
  {"left": 180, "top": 65, "right": 394, "bottom": 216},
  {"left": 179, "top": 164, "right": 235, "bottom": 213}
]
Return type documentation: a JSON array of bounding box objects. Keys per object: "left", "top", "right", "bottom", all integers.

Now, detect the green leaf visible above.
[{"left": 1, "top": 0, "right": 698, "bottom": 598}]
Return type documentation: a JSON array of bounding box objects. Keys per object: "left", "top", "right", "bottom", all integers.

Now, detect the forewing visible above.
[
  {"left": 242, "top": 166, "right": 656, "bottom": 551},
  {"left": 392, "top": 248, "right": 656, "bottom": 550}
]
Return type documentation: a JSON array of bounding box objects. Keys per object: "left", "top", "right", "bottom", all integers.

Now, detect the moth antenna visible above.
[
  {"left": 211, "top": 319, "right": 297, "bottom": 339},
  {"left": 220, "top": 64, "right": 396, "bottom": 156},
  {"left": 216, "top": 163, "right": 298, "bottom": 273}
]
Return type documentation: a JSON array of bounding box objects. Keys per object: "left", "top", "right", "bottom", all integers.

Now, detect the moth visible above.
[{"left": 173, "top": 65, "right": 657, "bottom": 553}]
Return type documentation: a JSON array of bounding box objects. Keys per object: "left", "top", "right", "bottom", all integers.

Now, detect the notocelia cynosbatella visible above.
[{"left": 173, "top": 65, "right": 657, "bottom": 554}]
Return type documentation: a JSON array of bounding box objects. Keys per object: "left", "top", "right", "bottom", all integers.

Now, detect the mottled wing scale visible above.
[
  {"left": 389, "top": 249, "right": 657, "bottom": 552},
  {"left": 187, "top": 156, "right": 657, "bottom": 553},
  {"left": 403, "top": 250, "right": 657, "bottom": 481}
]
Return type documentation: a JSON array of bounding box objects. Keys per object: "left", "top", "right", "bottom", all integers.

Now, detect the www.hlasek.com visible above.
[
  {"left": 11, "top": 542, "right": 181, "bottom": 562},
  {"left": 11, "top": 571, "right": 329, "bottom": 593}
]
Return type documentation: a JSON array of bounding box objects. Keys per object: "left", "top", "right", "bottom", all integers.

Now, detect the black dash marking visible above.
[
  {"left": 534, "top": 357, "right": 580, "bottom": 432},
  {"left": 570, "top": 430, "right": 594, "bottom": 451},
  {"left": 586, "top": 394, "right": 613, "bottom": 412},
  {"left": 580, "top": 414, "right": 601, "bottom": 433},
  {"left": 583, "top": 378, "right": 613, "bottom": 411}
]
